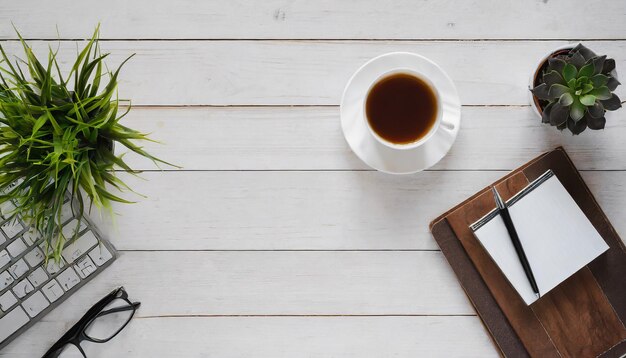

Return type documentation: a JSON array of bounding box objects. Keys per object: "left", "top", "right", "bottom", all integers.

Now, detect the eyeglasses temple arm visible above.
[{"left": 97, "top": 302, "right": 141, "bottom": 317}]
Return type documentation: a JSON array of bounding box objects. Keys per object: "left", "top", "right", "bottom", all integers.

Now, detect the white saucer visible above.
[{"left": 340, "top": 52, "right": 461, "bottom": 174}]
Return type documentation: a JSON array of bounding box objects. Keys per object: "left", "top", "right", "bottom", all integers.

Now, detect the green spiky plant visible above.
[
  {"left": 531, "top": 44, "right": 621, "bottom": 135},
  {"left": 0, "top": 26, "right": 174, "bottom": 261}
]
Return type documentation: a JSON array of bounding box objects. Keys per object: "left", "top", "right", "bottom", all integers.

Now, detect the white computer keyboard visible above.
[{"left": 0, "top": 194, "right": 116, "bottom": 350}]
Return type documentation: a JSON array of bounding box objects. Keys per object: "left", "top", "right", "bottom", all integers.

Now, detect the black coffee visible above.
[{"left": 365, "top": 73, "right": 438, "bottom": 144}]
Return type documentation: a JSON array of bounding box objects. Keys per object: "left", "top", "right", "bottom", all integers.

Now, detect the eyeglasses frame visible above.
[{"left": 43, "top": 286, "right": 140, "bottom": 358}]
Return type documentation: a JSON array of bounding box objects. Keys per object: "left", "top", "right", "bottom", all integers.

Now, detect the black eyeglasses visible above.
[{"left": 43, "top": 287, "right": 140, "bottom": 358}]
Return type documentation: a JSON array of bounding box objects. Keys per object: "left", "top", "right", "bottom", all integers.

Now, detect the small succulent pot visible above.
[{"left": 529, "top": 43, "right": 621, "bottom": 135}]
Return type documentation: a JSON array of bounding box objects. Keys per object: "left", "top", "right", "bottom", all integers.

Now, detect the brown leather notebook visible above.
[{"left": 430, "top": 147, "right": 626, "bottom": 358}]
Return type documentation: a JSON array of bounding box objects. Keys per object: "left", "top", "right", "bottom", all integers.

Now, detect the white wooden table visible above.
[{"left": 2, "top": 1, "right": 626, "bottom": 356}]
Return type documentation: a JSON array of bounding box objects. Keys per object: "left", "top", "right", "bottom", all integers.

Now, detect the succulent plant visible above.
[{"left": 531, "top": 43, "right": 621, "bottom": 135}]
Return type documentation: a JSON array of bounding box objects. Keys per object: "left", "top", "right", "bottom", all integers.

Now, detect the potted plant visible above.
[
  {"left": 530, "top": 43, "right": 621, "bottom": 134},
  {"left": 0, "top": 27, "right": 174, "bottom": 261}
]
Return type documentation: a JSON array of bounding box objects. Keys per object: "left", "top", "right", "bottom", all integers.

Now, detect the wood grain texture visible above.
[
  {"left": 89, "top": 170, "right": 501, "bottom": 250},
  {"left": 117, "top": 106, "right": 626, "bottom": 171},
  {"left": 88, "top": 171, "right": 626, "bottom": 251},
  {"left": 533, "top": 268, "right": 626, "bottom": 357},
  {"left": 5, "top": 316, "right": 497, "bottom": 358},
  {"left": 2, "top": 0, "right": 625, "bottom": 40},
  {"left": 0, "top": 41, "right": 624, "bottom": 105},
  {"left": 16, "top": 251, "right": 472, "bottom": 318}
]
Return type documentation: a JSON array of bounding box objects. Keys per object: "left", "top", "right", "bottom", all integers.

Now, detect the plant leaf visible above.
[
  {"left": 567, "top": 117, "right": 587, "bottom": 135},
  {"left": 530, "top": 83, "right": 550, "bottom": 100},
  {"left": 567, "top": 78, "right": 577, "bottom": 89},
  {"left": 592, "top": 55, "right": 606, "bottom": 75},
  {"left": 570, "top": 98, "right": 586, "bottom": 121},
  {"left": 549, "top": 103, "right": 569, "bottom": 126},
  {"left": 590, "top": 86, "right": 612, "bottom": 100},
  {"left": 582, "top": 83, "right": 594, "bottom": 94},
  {"left": 602, "top": 58, "right": 616, "bottom": 73},
  {"left": 547, "top": 58, "right": 566, "bottom": 74},
  {"left": 570, "top": 51, "right": 586, "bottom": 67},
  {"left": 590, "top": 74, "right": 609, "bottom": 87},
  {"left": 548, "top": 84, "right": 571, "bottom": 99},
  {"left": 572, "top": 43, "right": 596, "bottom": 61},
  {"left": 607, "top": 77, "right": 620, "bottom": 91},
  {"left": 600, "top": 93, "right": 622, "bottom": 111},
  {"left": 543, "top": 70, "right": 565, "bottom": 86},
  {"left": 588, "top": 101, "right": 605, "bottom": 118},
  {"left": 577, "top": 63, "right": 594, "bottom": 78},
  {"left": 541, "top": 102, "right": 554, "bottom": 124},
  {"left": 562, "top": 64, "right": 577, "bottom": 82},
  {"left": 579, "top": 94, "right": 596, "bottom": 106},
  {"left": 559, "top": 92, "right": 574, "bottom": 106},
  {"left": 586, "top": 114, "right": 606, "bottom": 130}
]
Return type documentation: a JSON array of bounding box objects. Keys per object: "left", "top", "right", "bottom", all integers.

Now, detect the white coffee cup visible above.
[
  {"left": 363, "top": 68, "right": 443, "bottom": 151},
  {"left": 340, "top": 52, "right": 461, "bottom": 174}
]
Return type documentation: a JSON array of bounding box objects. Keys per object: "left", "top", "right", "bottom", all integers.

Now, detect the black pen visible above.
[{"left": 491, "top": 187, "right": 540, "bottom": 298}]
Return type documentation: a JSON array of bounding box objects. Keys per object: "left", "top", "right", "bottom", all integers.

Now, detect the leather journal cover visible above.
[{"left": 430, "top": 147, "right": 626, "bottom": 358}]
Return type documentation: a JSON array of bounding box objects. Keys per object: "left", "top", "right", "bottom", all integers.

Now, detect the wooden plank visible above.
[
  {"left": 118, "top": 106, "right": 626, "bottom": 171},
  {"left": 30, "top": 251, "right": 472, "bottom": 318},
  {"left": 533, "top": 268, "right": 626, "bottom": 357},
  {"left": 7, "top": 316, "right": 498, "bottom": 357},
  {"left": 87, "top": 171, "right": 626, "bottom": 251},
  {"left": 0, "top": 41, "right": 624, "bottom": 105},
  {"left": 90, "top": 170, "right": 503, "bottom": 250},
  {"left": 2, "top": 0, "right": 624, "bottom": 40}
]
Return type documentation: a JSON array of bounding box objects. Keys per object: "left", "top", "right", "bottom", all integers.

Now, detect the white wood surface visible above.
[
  {"left": 8, "top": 317, "right": 497, "bottom": 358},
  {"left": 2, "top": 1, "right": 626, "bottom": 357},
  {"left": 118, "top": 106, "right": 626, "bottom": 171},
  {"left": 88, "top": 171, "right": 625, "bottom": 251},
  {"left": 2, "top": 41, "right": 625, "bottom": 105},
  {"left": 2, "top": 0, "right": 624, "bottom": 40}
]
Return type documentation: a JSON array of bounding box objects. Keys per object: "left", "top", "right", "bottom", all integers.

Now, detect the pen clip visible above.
[{"left": 491, "top": 186, "right": 506, "bottom": 210}]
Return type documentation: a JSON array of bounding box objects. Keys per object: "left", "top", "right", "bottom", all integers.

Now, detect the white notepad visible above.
[{"left": 471, "top": 171, "right": 609, "bottom": 305}]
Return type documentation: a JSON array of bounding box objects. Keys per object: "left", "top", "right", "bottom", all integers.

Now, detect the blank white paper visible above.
[{"left": 473, "top": 175, "right": 609, "bottom": 305}]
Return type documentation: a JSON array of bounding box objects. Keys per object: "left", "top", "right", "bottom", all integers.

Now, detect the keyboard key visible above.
[
  {"left": 23, "top": 247, "right": 44, "bottom": 267},
  {"left": 59, "top": 203, "right": 74, "bottom": 224},
  {"left": 62, "top": 219, "right": 87, "bottom": 240},
  {"left": 1, "top": 180, "right": 21, "bottom": 195},
  {"left": 6, "top": 239, "right": 27, "bottom": 258},
  {"left": 56, "top": 267, "right": 80, "bottom": 291},
  {"left": 22, "top": 228, "right": 41, "bottom": 246},
  {"left": 88, "top": 246, "right": 113, "bottom": 267},
  {"left": 1, "top": 220, "right": 24, "bottom": 239},
  {"left": 27, "top": 267, "right": 48, "bottom": 288},
  {"left": 0, "top": 201, "right": 16, "bottom": 218},
  {"left": 74, "top": 257, "right": 97, "bottom": 279},
  {"left": 45, "top": 258, "right": 65, "bottom": 275},
  {"left": 0, "top": 291, "right": 17, "bottom": 311},
  {"left": 8, "top": 259, "right": 28, "bottom": 279},
  {"left": 22, "top": 291, "right": 49, "bottom": 318},
  {"left": 0, "top": 251, "right": 10, "bottom": 269},
  {"left": 42, "top": 280, "right": 64, "bottom": 303},
  {"left": 12, "top": 279, "right": 33, "bottom": 299},
  {"left": 0, "top": 271, "right": 14, "bottom": 290},
  {"left": 62, "top": 231, "right": 98, "bottom": 263},
  {"left": 0, "top": 306, "right": 29, "bottom": 343}
]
